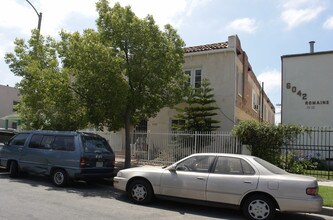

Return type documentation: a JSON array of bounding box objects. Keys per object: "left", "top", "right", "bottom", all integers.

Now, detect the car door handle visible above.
[
  {"left": 244, "top": 181, "right": 253, "bottom": 184},
  {"left": 196, "top": 177, "right": 206, "bottom": 180}
]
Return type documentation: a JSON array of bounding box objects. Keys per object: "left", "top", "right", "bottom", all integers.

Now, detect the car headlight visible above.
[{"left": 117, "top": 171, "right": 123, "bottom": 177}]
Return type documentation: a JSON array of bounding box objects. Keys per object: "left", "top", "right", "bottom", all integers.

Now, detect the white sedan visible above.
[{"left": 113, "top": 153, "right": 323, "bottom": 220}]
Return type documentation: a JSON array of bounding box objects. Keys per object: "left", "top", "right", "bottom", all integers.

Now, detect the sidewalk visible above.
[
  {"left": 319, "top": 180, "right": 333, "bottom": 187},
  {"left": 318, "top": 180, "right": 333, "bottom": 216}
]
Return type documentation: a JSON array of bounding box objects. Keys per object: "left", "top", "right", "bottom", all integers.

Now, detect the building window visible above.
[
  {"left": 12, "top": 122, "right": 17, "bottom": 130},
  {"left": 237, "top": 66, "right": 243, "bottom": 96},
  {"left": 12, "top": 100, "right": 20, "bottom": 112},
  {"left": 171, "top": 119, "right": 185, "bottom": 131},
  {"left": 184, "top": 69, "right": 202, "bottom": 88},
  {"left": 252, "top": 90, "right": 259, "bottom": 111},
  {"left": 194, "top": 69, "right": 202, "bottom": 88}
]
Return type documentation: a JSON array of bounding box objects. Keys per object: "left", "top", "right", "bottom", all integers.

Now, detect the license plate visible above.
[{"left": 96, "top": 162, "right": 103, "bottom": 167}]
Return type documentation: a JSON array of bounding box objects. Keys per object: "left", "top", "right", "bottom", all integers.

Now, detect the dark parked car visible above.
[
  {"left": 0, "top": 130, "right": 115, "bottom": 186},
  {"left": 0, "top": 129, "right": 16, "bottom": 145}
]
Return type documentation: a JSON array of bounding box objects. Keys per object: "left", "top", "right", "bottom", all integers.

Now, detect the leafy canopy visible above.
[
  {"left": 5, "top": 30, "right": 87, "bottom": 130},
  {"left": 94, "top": 1, "right": 188, "bottom": 167},
  {"left": 5, "top": 0, "right": 187, "bottom": 168}
]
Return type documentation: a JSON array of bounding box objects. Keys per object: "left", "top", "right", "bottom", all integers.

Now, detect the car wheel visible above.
[
  {"left": 9, "top": 161, "right": 19, "bottom": 178},
  {"left": 51, "top": 169, "right": 67, "bottom": 187},
  {"left": 242, "top": 194, "right": 276, "bottom": 220},
  {"left": 128, "top": 179, "right": 154, "bottom": 204}
]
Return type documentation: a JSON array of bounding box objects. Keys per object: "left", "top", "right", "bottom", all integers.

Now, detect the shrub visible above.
[{"left": 233, "top": 121, "right": 305, "bottom": 164}]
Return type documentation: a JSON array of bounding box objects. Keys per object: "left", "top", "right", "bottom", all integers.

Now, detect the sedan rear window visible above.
[{"left": 254, "top": 157, "right": 287, "bottom": 174}]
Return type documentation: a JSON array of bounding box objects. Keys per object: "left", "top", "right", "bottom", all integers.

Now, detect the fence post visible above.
[
  {"left": 327, "top": 142, "right": 332, "bottom": 179},
  {"left": 147, "top": 130, "right": 150, "bottom": 161},
  {"left": 194, "top": 131, "right": 197, "bottom": 153}
]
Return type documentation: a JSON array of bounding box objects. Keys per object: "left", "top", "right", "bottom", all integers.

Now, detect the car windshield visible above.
[
  {"left": 254, "top": 157, "right": 288, "bottom": 174},
  {"left": 81, "top": 135, "right": 113, "bottom": 153}
]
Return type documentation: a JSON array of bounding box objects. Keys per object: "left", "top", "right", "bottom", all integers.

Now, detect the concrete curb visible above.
[{"left": 322, "top": 206, "right": 333, "bottom": 216}]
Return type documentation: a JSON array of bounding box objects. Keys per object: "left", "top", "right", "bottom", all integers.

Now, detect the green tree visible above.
[
  {"left": 94, "top": 1, "right": 187, "bottom": 167},
  {"left": 173, "top": 79, "right": 220, "bottom": 153},
  {"left": 174, "top": 79, "right": 220, "bottom": 132},
  {"left": 232, "top": 120, "right": 305, "bottom": 164},
  {"left": 5, "top": 1, "right": 187, "bottom": 169},
  {"left": 5, "top": 30, "right": 87, "bottom": 130},
  {"left": 93, "top": 1, "right": 187, "bottom": 167},
  {"left": 58, "top": 29, "right": 127, "bottom": 131}
]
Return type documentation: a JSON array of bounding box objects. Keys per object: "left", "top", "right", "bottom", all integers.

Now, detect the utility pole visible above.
[{"left": 261, "top": 82, "right": 264, "bottom": 122}]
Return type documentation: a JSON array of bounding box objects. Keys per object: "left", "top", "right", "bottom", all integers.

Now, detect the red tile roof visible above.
[{"left": 185, "top": 42, "right": 228, "bottom": 53}]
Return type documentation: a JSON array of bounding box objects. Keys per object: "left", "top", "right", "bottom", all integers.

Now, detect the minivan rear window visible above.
[{"left": 82, "top": 135, "right": 113, "bottom": 153}]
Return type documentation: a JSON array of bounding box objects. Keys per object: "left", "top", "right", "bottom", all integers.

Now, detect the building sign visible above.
[{"left": 285, "top": 82, "right": 330, "bottom": 109}]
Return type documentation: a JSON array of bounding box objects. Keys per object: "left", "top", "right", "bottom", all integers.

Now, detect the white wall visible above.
[
  {"left": 148, "top": 50, "right": 236, "bottom": 133},
  {"left": 282, "top": 52, "right": 333, "bottom": 127}
]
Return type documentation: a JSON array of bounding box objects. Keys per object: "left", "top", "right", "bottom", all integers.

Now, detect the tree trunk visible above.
[{"left": 124, "top": 111, "right": 132, "bottom": 168}]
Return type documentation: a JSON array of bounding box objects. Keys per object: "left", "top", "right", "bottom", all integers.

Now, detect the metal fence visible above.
[
  {"left": 92, "top": 127, "right": 333, "bottom": 179},
  {"left": 129, "top": 131, "right": 242, "bottom": 164},
  {"left": 281, "top": 127, "right": 333, "bottom": 180}
]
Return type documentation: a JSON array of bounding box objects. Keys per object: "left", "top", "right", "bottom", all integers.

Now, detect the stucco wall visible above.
[
  {"left": 148, "top": 50, "right": 236, "bottom": 133},
  {"left": 282, "top": 52, "right": 333, "bottom": 127}
]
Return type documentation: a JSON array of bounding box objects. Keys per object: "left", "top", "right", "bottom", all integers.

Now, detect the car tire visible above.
[
  {"left": 51, "top": 169, "right": 68, "bottom": 187},
  {"left": 242, "top": 194, "right": 276, "bottom": 220},
  {"left": 127, "top": 179, "right": 154, "bottom": 204},
  {"left": 9, "top": 161, "right": 19, "bottom": 178}
]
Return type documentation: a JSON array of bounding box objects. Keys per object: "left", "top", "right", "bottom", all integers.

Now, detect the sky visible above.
[{"left": 1, "top": 0, "right": 333, "bottom": 121}]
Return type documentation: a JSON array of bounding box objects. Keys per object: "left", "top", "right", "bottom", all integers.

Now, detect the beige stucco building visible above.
[
  {"left": 148, "top": 35, "right": 275, "bottom": 132},
  {"left": 0, "top": 84, "right": 20, "bottom": 129}
]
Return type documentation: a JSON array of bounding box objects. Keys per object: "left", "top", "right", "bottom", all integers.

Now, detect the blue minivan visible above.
[{"left": 0, "top": 130, "right": 115, "bottom": 187}]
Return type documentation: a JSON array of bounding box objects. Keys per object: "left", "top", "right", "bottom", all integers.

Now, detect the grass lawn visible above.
[{"left": 319, "top": 186, "right": 333, "bottom": 207}]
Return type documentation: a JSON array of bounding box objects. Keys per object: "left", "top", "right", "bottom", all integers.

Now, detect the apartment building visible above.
[
  {"left": 0, "top": 84, "right": 20, "bottom": 129},
  {"left": 148, "top": 35, "right": 275, "bottom": 132}
]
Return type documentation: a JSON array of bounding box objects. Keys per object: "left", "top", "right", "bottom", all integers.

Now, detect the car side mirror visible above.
[{"left": 168, "top": 164, "right": 177, "bottom": 172}]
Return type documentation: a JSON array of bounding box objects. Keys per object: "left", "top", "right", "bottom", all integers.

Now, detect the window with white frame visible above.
[
  {"left": 184, "top": 69, "right": 202, "bottom": 88},
  {"left": 252, "top": 90, "right": 259, "bottom": 111}
]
